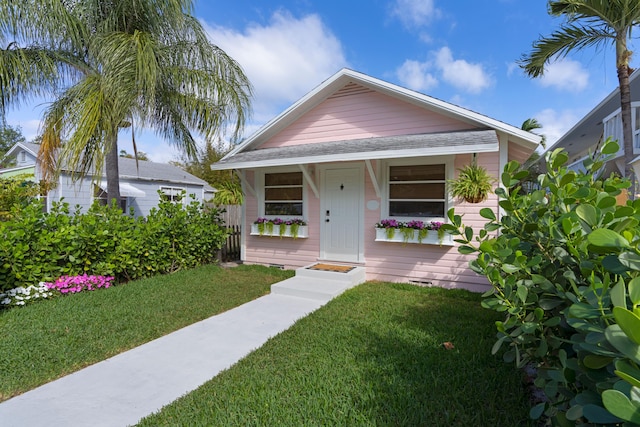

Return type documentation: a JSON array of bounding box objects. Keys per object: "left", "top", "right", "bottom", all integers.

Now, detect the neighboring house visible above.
[
  {"left": 212, "top": 69, "right": 540, "bottom": 290},
  {"left": 551, "top": 69, "right": 640, "bottom": 176},
  {"left": 0, "top": 141, "right": 215, "bottom": 216}
]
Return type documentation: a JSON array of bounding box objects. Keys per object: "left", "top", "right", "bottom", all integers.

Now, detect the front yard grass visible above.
[
  {"left": 138, "top": 282, "right": 532, "bottom": 426},
  {"left": 0, "top": 264, "right": 293, "bottom": 402}
]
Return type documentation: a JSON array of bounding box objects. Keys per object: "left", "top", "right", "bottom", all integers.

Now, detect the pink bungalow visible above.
[{"left": 212, "top": 69, "right": 541, "bottom": 292}]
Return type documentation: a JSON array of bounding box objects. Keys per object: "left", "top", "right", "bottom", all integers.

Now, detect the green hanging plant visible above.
[
  {"left": 290, "top": 222, "right": 300, "bottom": 239},
  {"left": 448, "top": 156, "right": 495, "bottom": 203}
]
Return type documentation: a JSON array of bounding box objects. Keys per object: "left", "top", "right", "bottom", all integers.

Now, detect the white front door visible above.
[{"left": 322, "top": 167, "right": 363, "bottom": 263}]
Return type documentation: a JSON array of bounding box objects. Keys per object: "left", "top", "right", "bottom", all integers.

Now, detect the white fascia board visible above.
[
  {"left": 211, "top": 142, "right": 498, "bottom": 171},
  {"left": 224, "top": 69, "right": 540, "bottom": 162},
  {"left": 223, "top": 70, "right": 350, "bottom": 160}
]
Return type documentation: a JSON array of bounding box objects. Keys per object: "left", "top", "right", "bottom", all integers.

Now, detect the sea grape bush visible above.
[
  {"left": 45, "top": 274, "right": 114, "bottom": 294},
  {"left": 443, "top": 139, "right": 640, "bottom": 425},
  {"left": 0, "top": 194, "right": 228, "bottom": 293}
]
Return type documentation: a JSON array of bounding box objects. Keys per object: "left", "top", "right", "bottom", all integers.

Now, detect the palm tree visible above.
[
  {"left": 520, "top": 0, "right": 640, "bottom": 193},
  {"left": 0, "top": 0, "right": 251, "bottom": 205},
  {"left": 521, "top": 118, "right": 547, "bottom": 149}
]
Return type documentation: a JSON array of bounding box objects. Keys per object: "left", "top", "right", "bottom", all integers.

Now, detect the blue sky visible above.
[{"left": 6, "top": 0, "right": 636, "bottom": 162}]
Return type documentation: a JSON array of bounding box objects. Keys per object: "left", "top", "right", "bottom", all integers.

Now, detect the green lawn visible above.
[
  {"left": 0, "top": 264, "right": 293, "bottom": 401},
  {"left": 138, "top": 282, "right": 532, "bottom": 427}
]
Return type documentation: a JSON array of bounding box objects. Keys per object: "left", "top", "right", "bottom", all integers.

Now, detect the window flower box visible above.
[
  {"left": 251, "top": 218, "right": 308, "bottom": 239},
  {"left": 374, "top": 219, "right": 453, "bottom": 246}
]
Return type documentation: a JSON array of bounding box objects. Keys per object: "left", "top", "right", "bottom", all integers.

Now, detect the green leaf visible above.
[
  {"left": 517, "top": 284, "right": 528, "bottom": 303},
  {"left": 583, "top": 355, "right": 613, "bottom": 369},
  {"left": 601, "top": 139, "right": 620, "bottom": 155},
  {"left": 576, "top": 204, "right": 598, "bottom": 227},
  {"left": 501, "top": 264, "right": 520, "bottom": 274},
  {"left": 569, "top": 303, "right": 603, "bottom": 319},
  {"left": 458, "top": 245, "right": 476, "bottom": 255},
  {"left": 601, "top": 390, "right": 640, "bottom": 424},
  {"left": 530, "top": 402, "right": 546, "bottom": 420},
  {"left": 603, "top": 255, "right": 629, "bottom": 274},
  {"left": 615, "top": 360, "right": 640, "bottom": 388},
  {"left": 479, "top": 208, "right": 496, "bottom": 221},
  {"left": 613, "top": 307, "right": 640, "bottom": 345},
  {"left": 630, "top": 277, "right": 640, "bottom": 305},
  {"left": 620, "top": 252, "right": 640, "bottom": 271},
  {"left": 605, "top": 325, "right": 640, "bottom": 364},
  {"left": 565, "top": 404, "right": 583, "bottom": 421},
  {"left": 597, "top": 196, "right": 616, "bottom": 209},
  {"left": 464, "top": 226, "right": 473, "bottom": 242},
  {"left": 583, "top": 403, "right": 625, "bottom": 424},
  {"left": 611, "top": 280, "right": 627, "bottom": 308},
  {"left": 587, "top": 229, "right": 630, "bottom": 248}
]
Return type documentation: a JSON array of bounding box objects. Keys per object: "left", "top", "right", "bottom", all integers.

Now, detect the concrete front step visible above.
[{"left": 271, "top": 264, "right": 366, "bottom": 301}]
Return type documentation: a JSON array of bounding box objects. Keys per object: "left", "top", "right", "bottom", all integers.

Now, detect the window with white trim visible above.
[
  {"left": 263, "top": 171, "right": 303, "bottom": 217},
  {"left": 387, "top": 163, "right": 446, "bottom": 219},
  {"left": 93, "top": 185, "right": 127, "bottom": 211},
  {"left": 160, "top": 186, "right": 186, "bottom": 203}
]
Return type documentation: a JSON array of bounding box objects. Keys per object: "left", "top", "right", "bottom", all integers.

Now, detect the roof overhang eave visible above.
[{"left": 211, "top": 142, "right": 499, "bottom": 171}]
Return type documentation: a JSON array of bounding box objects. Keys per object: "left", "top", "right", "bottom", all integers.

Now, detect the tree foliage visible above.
[
  {"left": 0, "top": 0, "right": 252, "bottom": 205},
  {"left": 0, "top": 124, "right": 25, "bottom": 163},
  {"left": 520, "top": 0, "right": 640, "bottom": 191},
  {"left": 445, "top": 139, "right": 640, "bottom": 425},
  {"left": 172, "top": 140, "right": 243, "bottom": 205}
]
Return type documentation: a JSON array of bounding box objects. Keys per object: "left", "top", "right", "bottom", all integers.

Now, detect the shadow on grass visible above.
[{"left": 349, "top": 288, "right": 533, "bottom": 426}]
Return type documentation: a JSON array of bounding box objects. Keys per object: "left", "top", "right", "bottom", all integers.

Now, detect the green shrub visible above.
[
  {"left": 444, "top": 139, "right": 640, "bottom": 425},
  {"left": 0, "top": 194, "right": 228, "bottom": 293}
]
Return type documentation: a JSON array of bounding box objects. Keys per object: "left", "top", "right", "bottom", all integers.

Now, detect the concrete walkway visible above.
[{"left": 0, "top": 293, "right": 326, "bottom": 427}]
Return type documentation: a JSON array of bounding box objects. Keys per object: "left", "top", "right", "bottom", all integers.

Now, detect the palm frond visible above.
[{"left": 520, "top": 23, "right": 613, "bottom": 77}]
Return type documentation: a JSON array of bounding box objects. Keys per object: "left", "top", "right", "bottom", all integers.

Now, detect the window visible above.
[
  {"left": 387, "top": 164, "right": 446, "bottom": 218},
  {"left": 19, "top": 151, "right": 26, "bottom": 162},
  {"left": 94, "top": 185, "right": 127, "bottom": 211},
  {"left": 160, "top": 187, "right": 185, "bottom": 203},
  {"left": 263, "top": 172, "right": 303, "bottom": 216}
]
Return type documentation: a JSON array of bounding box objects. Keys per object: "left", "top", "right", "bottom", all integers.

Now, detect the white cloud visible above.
[
  {"left": 538, "top": 59, "right": 589, "bottom": 92},
  {"left": 396, "top": 60, "right": 438, "bottom": 91},
  {"left": 392, "top": 0, "right": 440, "bottom": 28},
  {"left": 534, "top": 108, "right": 581, "bottom": 147},
  {"left": 203, "top": 11, "right": 348, "bottom": 124},
  {"left": 433, "top": 47, "right": 493, "bottom": 94},
  {"left": 396, "top": 47, "right": 492, "bottom": 95}
]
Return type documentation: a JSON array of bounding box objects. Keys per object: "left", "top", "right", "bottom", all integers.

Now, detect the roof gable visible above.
[
  {"left": 226, "top": 68, "right": 540, "bottom": 159},
  {"left": 260, "top": 82, "right": 476, "bottom": 149}
]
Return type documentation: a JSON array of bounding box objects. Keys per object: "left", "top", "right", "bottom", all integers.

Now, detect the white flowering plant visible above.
[{"left": 0, "top": 282, "right": 56, "bottom": 308}]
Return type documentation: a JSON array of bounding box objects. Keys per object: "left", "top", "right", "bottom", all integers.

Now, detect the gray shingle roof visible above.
[{"left": 213, "top": 129, "right": 498, "bottom": 170}]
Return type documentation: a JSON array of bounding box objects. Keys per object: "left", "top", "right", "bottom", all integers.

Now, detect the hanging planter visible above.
[{"left": 447, "top": 156, "right": 495, "bottom": 204}]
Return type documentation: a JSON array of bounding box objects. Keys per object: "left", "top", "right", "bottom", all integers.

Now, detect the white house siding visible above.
[{"left": 52, "top": 175, "right": 207, "bottom": 217}]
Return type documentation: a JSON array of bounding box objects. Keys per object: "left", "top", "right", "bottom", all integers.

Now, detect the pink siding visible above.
[
  {"left": 262, "top": 83, "right": 477, "bottom": 148},
  {"left": 241, "top": 154, "right": 500, "bottom": 292},
  {"left": 243, "top": 173, "right": 321, "bottom": 269},
  {"left": 363, "top": 153, "right": 497, "bottom": 292},
  {"left": 509, "top": 140, "right": 534, "bottom": 165}
]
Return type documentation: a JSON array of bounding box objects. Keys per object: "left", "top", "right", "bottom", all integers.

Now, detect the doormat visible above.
[{"left": 307, "top": 263, "right": 355, "bottom": 273}]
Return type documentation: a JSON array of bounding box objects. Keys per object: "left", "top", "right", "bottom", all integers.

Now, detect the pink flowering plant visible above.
[
  {"left": 254, "top": 217, "right": 307, "bottom": 238},
  {"left": 375, "top": 219, "right": 445, "bottom": 243},
  {"left": 45, "top": 274, "right": 115, "bottom": 294}
]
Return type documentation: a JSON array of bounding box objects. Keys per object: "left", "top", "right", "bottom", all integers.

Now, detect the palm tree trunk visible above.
[
  {"left": 617, "top": 38, "right": 635, "bottom": 199},
  {"left": 104, "top": 133, "right": 121, "bottom": 207}
]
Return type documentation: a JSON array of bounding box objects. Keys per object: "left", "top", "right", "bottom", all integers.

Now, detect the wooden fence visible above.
[{"left": 216, "top": 205, "right": 242, "bottom": 262}]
